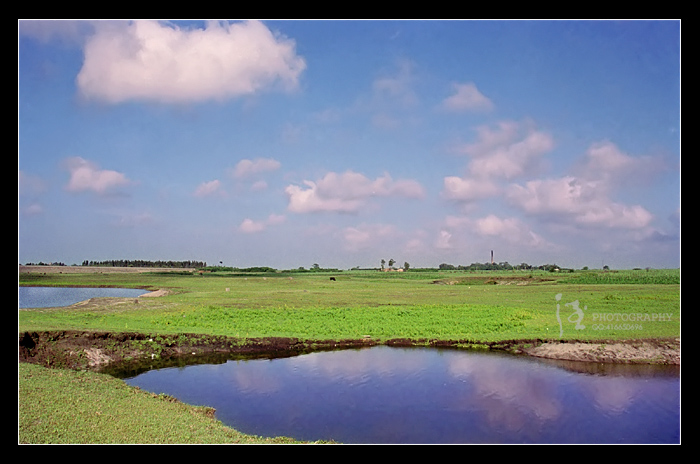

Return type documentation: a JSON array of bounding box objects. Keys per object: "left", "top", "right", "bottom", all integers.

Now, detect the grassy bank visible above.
[{"left": 18, "top": 362, "right": 320, "bottom": 444}]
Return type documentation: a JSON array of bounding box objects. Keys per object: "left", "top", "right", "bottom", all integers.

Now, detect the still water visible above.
[
  {"left": 123, "top": 346, "right": 680, "bottom": 444},
  {"left": 18, "top": 286, "right": 149, "bottom": 308}
]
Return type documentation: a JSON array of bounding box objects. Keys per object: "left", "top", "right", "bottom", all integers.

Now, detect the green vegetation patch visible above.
[
  {"left": 19, "top": 269, "right": 680, "bottom": 342},
  {"left": 559, "top": 269, "right": 679, "bottom": 285}
]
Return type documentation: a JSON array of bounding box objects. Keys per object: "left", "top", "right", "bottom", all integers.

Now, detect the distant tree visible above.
[
  {"left": 403, "top": 261, "right": 410, "bottom": 271},
  {"left": 388, "top": 258, "right": 395, "bottom": 268},
  {"left": 381, "top": 259, "right": 386, "bottom": 270}
]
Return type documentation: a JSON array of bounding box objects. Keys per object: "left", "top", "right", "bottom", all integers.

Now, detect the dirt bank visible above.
[
  {"left": 521, "top": 339, "right": 680, "bottom": 365},
  {"left": 18, "top": 331, "right": 680, "bottom": 373}
]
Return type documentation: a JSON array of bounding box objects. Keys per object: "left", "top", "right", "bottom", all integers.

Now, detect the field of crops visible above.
[{"left": 559, "top": 269, "right": 680, "bottom": 285}]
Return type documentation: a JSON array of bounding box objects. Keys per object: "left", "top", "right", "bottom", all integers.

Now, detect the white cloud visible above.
[
  {"left": 473, "top": 214, "right": 546, "bottom": 247},
  {"left": 443, "top": 214, "right": 548, "bottom": 249},
  {"left": 76, "top": 20, "right": 306, "bottom": 104},
  {"left": 286, "top": 170, "right": 425, "bottom": 214},
  {"left": 507, "top": 176, "right": 653, "bottom": 229},
  {"left": 441, "top": 82, "right": 494, "bottom": 112},
  {"left": 434, "top": 230, "right": 453, "bottom": 250},
  {"left": 62, "top": 156, "right": 131, "bottom": 195},
  {"left": 238, "top": 213, "right": 286, "bottom": 233},
  {"left": 193, "top": 179, "right": 224, "bottom": 198},
  {"left": 575, "top": 204, "right": 654, "bottom": 229},
  {"left": 441, "top": 120, "right": 554, "bottom": 204},
  {"left": 239, "top": 218, "right": 266, "bottom": 233},
  {"left": 503, "top": 140, "right": 661, "bottom": 231},
  {"left": 286, "top": 181, "right": 361, "bottom": 214},
  {"left": 442, "top": 176, "right": 499, "bottom": 202},
  {"left": 574, "top": 140, "right": 664, "bottom": 187},
  {"left": 231, "top": 158, "right": 281, "bottom": 179},
  {"left": 461, "top": 121, "right": 554, "bottom": 180}
]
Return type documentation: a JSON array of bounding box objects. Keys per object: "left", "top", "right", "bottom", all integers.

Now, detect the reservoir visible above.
[
  {"left": 122, "top": 346, "right": 680, "bottom": 444},
  {"left": 18, "top": 286, "right": 149, "bottom": 308}
]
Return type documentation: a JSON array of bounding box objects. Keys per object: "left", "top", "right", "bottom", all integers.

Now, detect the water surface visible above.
[
  {"left": 18, "top": 286, "right": 149, "bottom": 308},
  {"left": 123, "top": 346, "right": 680, "bottom": 444}
]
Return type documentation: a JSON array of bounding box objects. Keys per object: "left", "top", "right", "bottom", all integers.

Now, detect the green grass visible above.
[
  {"left": 18, "top": 362, "right": 319, "bottom": 444},
  {"left": 19, "top": 269, "right": 680, "bottom": 341},
  {"left": 559, "top": 269, "right": 680, "bottom": 285}
]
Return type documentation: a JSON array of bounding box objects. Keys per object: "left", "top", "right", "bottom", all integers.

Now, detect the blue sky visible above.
[{"left": 18, "top": 20, "right": 680, "bottom": 270}]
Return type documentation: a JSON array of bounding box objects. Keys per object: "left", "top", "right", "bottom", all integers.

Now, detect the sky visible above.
[{"left": 18, "top": 20, "right": 681, "bottom": 270}]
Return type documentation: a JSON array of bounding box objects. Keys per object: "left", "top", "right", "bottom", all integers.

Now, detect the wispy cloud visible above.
[
  {"left": 441, "top": 82, "right": 494, "bottom": 112},
  {"left": 193, "top": 179, "right": 225, "bottom": 198},
  {"left": 231, "top": 158, "right": 282, "bottom": 179},
  {"left": 372, "top": 59, "right": 418, "bottom": 108},
  {"left": 19, "top": 171, "right": 48, "bottom": 197},
  {"left": 75, "top": 20, "right": 306, "bottom": 104},
  {"left": 340, "top": 223, "right": 397, "bottom": 252},
  {"left": 19, "top": 19, "right": 95, "bottom": 45}
]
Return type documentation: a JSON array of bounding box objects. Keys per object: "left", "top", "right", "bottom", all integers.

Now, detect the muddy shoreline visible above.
[{"left": 18, "top": 330, "right": 680, "bottom": 373}]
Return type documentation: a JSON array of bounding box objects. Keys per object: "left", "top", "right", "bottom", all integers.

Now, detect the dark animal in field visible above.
[{"left": 330, "top": 277, "right": 336, "bottom": 281}]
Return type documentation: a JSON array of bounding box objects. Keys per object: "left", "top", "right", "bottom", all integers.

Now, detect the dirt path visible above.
[{"left": 138, "top": 289, "right": 170, "bottom": 297}]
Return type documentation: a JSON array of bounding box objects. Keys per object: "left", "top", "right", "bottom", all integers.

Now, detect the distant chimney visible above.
[{"left": 491, "top": 250, "right": 494, "bottom": 264}]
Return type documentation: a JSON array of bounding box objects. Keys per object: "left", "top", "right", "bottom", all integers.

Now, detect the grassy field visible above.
[
  {"left": 18, "top": 267, "right": 680, "bottom": 444},
  {"left": 19, "top": 268, "right": 680, "bottom": 341}
]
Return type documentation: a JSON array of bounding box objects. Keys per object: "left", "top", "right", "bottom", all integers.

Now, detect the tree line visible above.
[
  {"left": 80, "top": 260, "right": 207, "bottom": 269},
  {"left": 23, "top": 260, "right": 582, "bottom": 272},
  {"left": 438, "top": 262, "right": 571, "bottom": 272}
]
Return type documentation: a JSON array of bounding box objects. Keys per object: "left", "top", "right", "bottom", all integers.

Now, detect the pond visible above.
[
  {"left": 121, "top": 346, "right": 680, "bottom": 444},
  {"left": 18, "top": 286, "right": 149, "bottom": 308}
]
